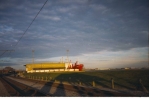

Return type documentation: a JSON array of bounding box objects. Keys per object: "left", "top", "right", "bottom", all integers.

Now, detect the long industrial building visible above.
[{"left": 24, "top": 61, "right": 84, "bottom": 73}]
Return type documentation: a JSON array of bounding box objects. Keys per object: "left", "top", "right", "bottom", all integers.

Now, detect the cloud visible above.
[
  {"left": 57, "top": 5, "right": 78, "bottom": 13},
  {"left": 89, "top": 4, "right": 109, "bottom": 14},
  {"left": 56, "top": 0, "right": 88, "bottom": 5},
  {"left": 39, "top": 15, "right": 61, "bottom": 21},
  {"left": 39, "top": 34, "right": 67, "bottom": 40},
  {"left": 0, "top": 62, "right": 18, "bottom": 66},
  {"left": 76, "top": 47, "right": 148, "bottom": 68}
]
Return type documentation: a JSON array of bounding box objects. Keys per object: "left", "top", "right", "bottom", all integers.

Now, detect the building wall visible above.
[
  {"left": 25, "top": 62, "right": 82, "bottom": 73},
  {"left": 26, "top": 63, "right": 65, "bottom": 71}
]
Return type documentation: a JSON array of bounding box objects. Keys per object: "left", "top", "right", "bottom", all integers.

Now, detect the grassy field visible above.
[{"left": 23, "top": 69, "right": 149, "bottom": 91}]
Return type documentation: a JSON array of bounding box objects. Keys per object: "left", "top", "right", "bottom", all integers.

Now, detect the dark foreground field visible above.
[{"left": 23, "top": 69, "right": 149, "bottom": 91}]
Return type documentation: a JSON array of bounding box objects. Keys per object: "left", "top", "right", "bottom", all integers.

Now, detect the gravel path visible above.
[
  {"left": 6, "top": 77, "right": 149, "bottom": 96},
  {"left": 7, "top": 77, "right": 80, "bottom": 96},
  {"left": 0, "top": 80, "right": 10, "bottom": 96}
]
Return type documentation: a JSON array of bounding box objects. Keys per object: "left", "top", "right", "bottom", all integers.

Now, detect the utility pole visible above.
[
  {"left": 32, "top": 50, "right": 34, "bottom": 64},
  {"left": 66, "top": 50, "right": 69, "bottom": 63},
  {"left": 62, "top": 57, "right": 63, "bottom": 63}
]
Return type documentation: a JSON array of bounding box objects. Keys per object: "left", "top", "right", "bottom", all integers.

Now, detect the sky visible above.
[{"left": 0, "top": 0, "right": 148, "bottom": 70}]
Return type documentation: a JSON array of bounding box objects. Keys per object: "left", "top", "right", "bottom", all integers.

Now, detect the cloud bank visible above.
[{"left": 0, "top": 0, "right": 148, "bottom": 69}]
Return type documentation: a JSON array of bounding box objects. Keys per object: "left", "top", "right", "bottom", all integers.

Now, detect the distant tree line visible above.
[{"left": 0, "top": 66, "right": 15, "bottom": 74}]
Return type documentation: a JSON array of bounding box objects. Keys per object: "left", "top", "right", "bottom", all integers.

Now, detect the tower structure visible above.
[
  {"left": 32, "top": 50, "right": 34, "bottom": 63},
  {"left": 66, "top": 49, "right": 69, "bottom": 63}
]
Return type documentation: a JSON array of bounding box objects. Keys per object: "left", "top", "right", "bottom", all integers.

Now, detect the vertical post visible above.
[
  {"left": 79, "top": 79, "right": 81, "bottom": 86},
  {"left": 111, "top": 78, "right": 114, "bottom": 89},
  {"left": 92, "top": 81, "right": 95, "bottom": 87},
  {"left": 79, "top": 81, "right": 81, "bottom": 86},
  {"left": 46, "top": 77, "right": 47, "bottom": 81},
  {"left": 62, "top": 57, "right": 63, "bottom": 63},
  {"left": 139, "top": 79, "right": 142, "bottom": 84},
  {"left": 69, "top": 77, "right": 71, "bottom": 83},
  {"left": 50, "top": 77, "right": 52, "bottom": 81},
  {"left": 32, "top": 50, "right": 34, "bottom": 63},
  {"left": 67, "top": 50, "right": 69, "bottom": 63},
  {"left": 61, "top": 77, "right": 63, "bottom": 84}
]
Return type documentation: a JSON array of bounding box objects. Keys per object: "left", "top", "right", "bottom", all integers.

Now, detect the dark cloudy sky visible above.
[{"left": 0, "top": 0, "right": 148, "bottom": 70}]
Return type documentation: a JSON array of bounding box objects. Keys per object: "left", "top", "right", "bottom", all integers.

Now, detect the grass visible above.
[{"left": 23, "top": 69, "right": 149, "bottom": 91}]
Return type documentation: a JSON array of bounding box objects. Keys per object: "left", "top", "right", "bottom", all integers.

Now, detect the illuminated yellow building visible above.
[{"left": 24, "top": 62, "right": 80, "bottom": 73}]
